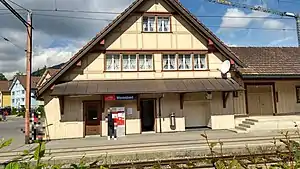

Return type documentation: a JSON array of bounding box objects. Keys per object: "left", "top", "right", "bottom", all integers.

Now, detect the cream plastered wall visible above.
[
  {"left": 43, "top": 93, "right": 84, "bottom": 140},
  {"left": 60, "top": 0, "right": 228, "bottom": 82}
]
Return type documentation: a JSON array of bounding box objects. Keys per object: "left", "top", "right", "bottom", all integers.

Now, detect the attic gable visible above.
[{"left": 37, "top": 0, "right": 245, "bottom": 98}]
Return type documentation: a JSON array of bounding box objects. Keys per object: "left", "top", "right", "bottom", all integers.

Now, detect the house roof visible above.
[
  {"left": 0, "top": 80, "right": 10, "bottom": 92},
  {"left": 36, "top": 0, "right": 245, "bottom": 98},
  {"left": 230, "top": 47, "right": 300, "bottom": 78},
  {"left": 11, "top": 75, "right": 41, "bottom": 90},
  {"left": 47, "top": 68, "right": 60, "bottom": 77},
  {"left": 36, "top": 68, "right": 61, "bottom": 88}
]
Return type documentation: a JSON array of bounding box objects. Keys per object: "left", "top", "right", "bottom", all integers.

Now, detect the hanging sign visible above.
[
  {"left": 104, "top": 95, "right": 116, "bottom": 101},
  {"left": 104, "top": 94, "right": 136, "bottom": 101},
  {"left": 115, "top": 94, "right": 136, "bottom": 100}
]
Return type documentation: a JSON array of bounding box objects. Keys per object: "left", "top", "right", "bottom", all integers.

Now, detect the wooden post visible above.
[{"left": 25, "top": 11, "right": 32, "bottom": 144}]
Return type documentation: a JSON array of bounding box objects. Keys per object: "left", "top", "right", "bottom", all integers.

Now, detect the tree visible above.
[
  {"left": 15, "top": 71, "right": 23, "bottom": 76},
  {"left": 0, "top": 73, "right": 7, "bottom": 80}
]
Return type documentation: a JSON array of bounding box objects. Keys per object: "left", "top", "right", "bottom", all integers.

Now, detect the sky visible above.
[{"left": 0, "top": 0, "right": 299, "bottom": 79}]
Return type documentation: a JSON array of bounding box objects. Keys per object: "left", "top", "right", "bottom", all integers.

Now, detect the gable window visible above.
[
  {"left": 122, "top": 54, "right": 137, "bottom": 71},
  {"left": 106, "top": 54, "right": 121, "bottom": 71},
  {"left": 163, "top": 54, "right": 176, "bottom": 70},
  {"left": 143, "top": 16, "right": 155, "bottom": 32},
  {"left": 158, "top": 17, "right": 170, "bottom": 32},
  {"left": 105, "top": 54, "right": 153, "bottom": 71},
  {"left": 194, "top": 54, "right": 207, "bottom": 70},
  {"left": 139, "top": 54, "right": 153, "bottom": 70},
  {"left": 296, "top": 86, "right": 300, "bottom": 103},
  {"left": 178, "top": 54, "right": 192, "bottom": 70}
]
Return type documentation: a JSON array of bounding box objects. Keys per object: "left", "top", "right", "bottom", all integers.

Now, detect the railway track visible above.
[{"left": 92, "top": 152, "right": 287, "bottom": 169}]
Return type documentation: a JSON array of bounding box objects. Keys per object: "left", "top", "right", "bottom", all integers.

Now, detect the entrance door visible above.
[
  {"left": 247, "top": 85, "right": 274, "bottom": 115},
  {"left": 84, "top": 101, "right": 101, "bottom": 136},
  {"left": 140, "top": 99, "right": 155, "bottom": 132}
]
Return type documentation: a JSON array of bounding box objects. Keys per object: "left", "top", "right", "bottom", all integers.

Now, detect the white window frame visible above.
[
  {"left": 122, "top": 54, "right": 137, "bottom": 71},
  {"left": 178, "top": 54, "right": 192, "bottom": 70},
  {"left": 162, "top": 54, "right": 176, "bottom": 70},
  {"left": 139, "top": 54, "right": 153, "bottom": 71},
  {"left": 142, "top": 16, "right": 155, "bottom": 32},
  {"left": 194, "top": 54, "right": 208, "bottom": 70},
  {"left": 157, "top": 16, "right": 171, "bottom": 32},
  {"left": 105, "top": 54, "right": 121, "bottom": 71}
]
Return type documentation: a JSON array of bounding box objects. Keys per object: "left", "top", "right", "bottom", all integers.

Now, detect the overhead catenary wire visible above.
[
  {"left": 0, "top": 35, "right": 26, "bottom": 51},
  {"left": 33, "top": 13, "right": 297, "bottom": 31},
  {"left": 0, "top": 8, "right": 296, "bottom": 20}
]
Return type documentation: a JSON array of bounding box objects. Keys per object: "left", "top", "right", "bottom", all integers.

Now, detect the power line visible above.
[
  {"left": 0, "top": 8, "right": 296, "bottom": 19},
  {"left": 0, "top": 35, "right": 26, "bottom": 51},
  {"left": 33, "top": 13, "right": 297, "bottom": 31},
  {"left": 6, "top": 0, "right": 29, "bottom": 12}
]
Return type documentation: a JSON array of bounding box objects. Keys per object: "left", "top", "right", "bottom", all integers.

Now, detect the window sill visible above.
[
  {"left": 104, "top": 70, "right": 155, "bottom": 73},
  {"left": 162, "top": 69, "right": 210, "bottom": 72},
  {"left": 141, "top": 31, "right": 173, "bottom": 33}
]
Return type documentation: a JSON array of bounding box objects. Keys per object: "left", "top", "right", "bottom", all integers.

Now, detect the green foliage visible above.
[
  {"left": 0, "top": 138, "right": 12, "bottom": 149},
  {"left": 4, "top": 162, "right": 20, "bottom": 169},
  {"left": 36, "top": 105, "right": 45, "bottom": 118},
  {"left": 11, "top": 108, "right": 17, "bottom": 115},
  {"left": 0, "top": 73, "right": 7, "bottom": 80}
]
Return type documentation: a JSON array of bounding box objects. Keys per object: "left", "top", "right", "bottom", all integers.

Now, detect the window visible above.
[
  {"left": 296, "top": 86, "right": 300, "bottom": 103},
  {"left": 139, "top": 54, "right": 153, "bottom": 70},
  {"left": 122, "top": 54, "right": 137, "bottom": 71},
  {"left": 163, "top": 54, "right": 176, "bottom": 70},
  {"left": 194, "top": 54, "right": 207, "bottom": 70},
  {"left": 105, "top": 54, "right": 153, "bottom": 71},
  {"left": 12, "top": 99, "right": 14, "bottom": 103},
  {"left": 22, "top": 90, "right": 25, "bottom": 94},
  {"left": 158, "top": 17, "right": 170, "bottom": 32},
  {"left": 22, "top": 98, "right": 25, "bottom": 102},
  {"left": 106, "top": 54, "right": 120, "bottom": 71},
  {"left": 12, "top": 91, "right": 15, "bottom": 95},
  {"left": 143, "top": 16, "right": 155, "bottom": 32},
  {"left": 162, "top": 54, "right": 208, "bottom": 71},
  {"left": 178, "top": 54, "right": 192, "bottom": 70}
]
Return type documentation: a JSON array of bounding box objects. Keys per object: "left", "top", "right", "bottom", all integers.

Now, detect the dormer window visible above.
[
  {"left": 143, "top": 16, "right": 155, "bottom": 32},
  {"left": 142, "top": 15, "right": 171, "bottom": 33}
]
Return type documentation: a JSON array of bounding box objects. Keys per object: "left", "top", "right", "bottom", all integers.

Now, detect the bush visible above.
[{"left": 11, "top": 107, "right": 17, "bottom": 115}]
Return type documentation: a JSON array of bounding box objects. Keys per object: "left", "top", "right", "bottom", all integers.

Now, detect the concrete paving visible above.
[{"left": 0, "top": 128, "right": 299, "bottom": 165}]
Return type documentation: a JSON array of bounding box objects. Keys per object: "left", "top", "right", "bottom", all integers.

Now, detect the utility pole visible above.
[
  {"left": 0, "top": 0, "right": 33, "bottom": 144},
  {"left": 25, "top": 11, "right": 32, "bottom": 144}
]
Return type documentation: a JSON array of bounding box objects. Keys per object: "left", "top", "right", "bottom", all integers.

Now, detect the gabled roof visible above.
[
  {"left": 37, "top": 68, "right": 61, "bottom": 88},
  {"left": 10, "top": 75, "right": 41, "bottom": 90},
  {"left": 230, "top": 47, "right": 300, "bottom": 78},
  {"left": 37, "top": 0, "right": 245, "bottom": 98},
  {"left": 0, "top": 80, "right": 10, "bottom": 92}
]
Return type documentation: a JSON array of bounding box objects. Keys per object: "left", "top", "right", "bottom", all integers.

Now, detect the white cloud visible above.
[
  {"left": 0, "top": 0, "right": 134, "bottom": 80},
  {"left": 218, "top": 8, "right": 270, "bottom": 33},
  {"left": 268, "top": 36, "right": 294, "bottom": 46},
  {"left": 262, "top": 19, "right": 285, "bottom": 29}
]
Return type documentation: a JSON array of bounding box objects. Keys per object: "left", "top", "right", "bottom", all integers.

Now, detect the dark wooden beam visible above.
[
  {"left": 137, "top": 94, "right": 140, "bottom": 111},
  {"left": 222, "top": 92, "right": 230, "bottom": 108},
  {"left": 180, "top": 93, "right": 184, "bottom": 110},
  {"left": 59, "top": 96, "right": 64, "bottom": 115}
]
